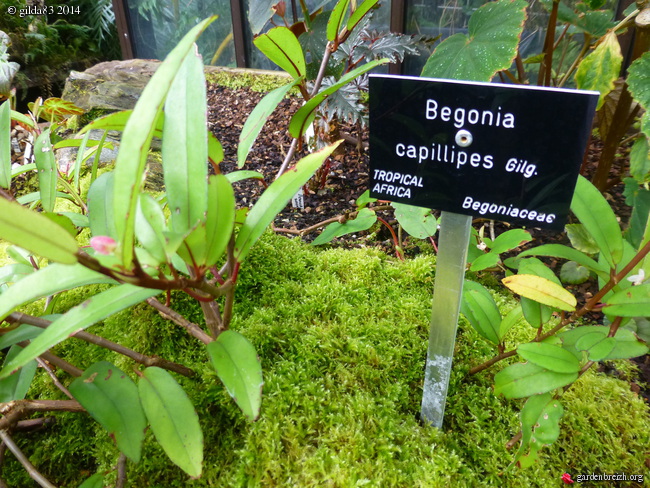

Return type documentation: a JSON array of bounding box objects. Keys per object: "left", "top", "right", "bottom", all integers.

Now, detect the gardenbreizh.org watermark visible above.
[{"left": 562, "top": 472, "right": 645, "bottom": 484}]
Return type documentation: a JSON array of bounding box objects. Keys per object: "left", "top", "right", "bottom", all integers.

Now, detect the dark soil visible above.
[{"left": 206, "top": 82, "right": 650, "bottom": 407}]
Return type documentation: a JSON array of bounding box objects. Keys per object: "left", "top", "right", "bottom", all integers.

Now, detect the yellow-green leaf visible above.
[
  {"left": 574, "top": 31, "right": 623, "bottom": 110},
  {"left": 502, "top": 274, "right": 576, "bottom": 311}
]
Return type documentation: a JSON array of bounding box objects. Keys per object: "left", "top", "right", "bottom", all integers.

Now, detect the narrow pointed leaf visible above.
[
  {"left": 69, "top": 361, "right": 146, "bottom": 463},
  {"left": 253, "top": 27, "right": 306, "bottom": 79},
  {"left": 205, "top": 174, "right": 236, "bottom": 266},
  {"left": 138, "top": 367, "right": 203, "bottom": 477},
  {"left": 0, "top": 263, "right": 115, "bottom": 321},
  {"left": 112, "top": 17, "right": 216, "bottom": 268},
  {"left": 0, "top": 346, "right": 38, "bottom": 402},
  {"left": 135, "top": 194, "right": 169, "bottom": 264},
  {"left": 311, "top": 207, "right": 377, "bottom": 246},
  {"left": 207, "top": 330, "right": 263, "bottom": 422},
  {"left": 235, "top": 142, "right": 342, "bottom": 262},
  {"left": 603, "top": 283, "right": 650, "bottom": 317},
  {"left": 499, "top": 304, "right": 523, "bottom": 339},
  {"left": 0, "top": 100, "right": 10, "bottom": 188},
  {"left": 34, "top": 129, "right": 57, "bottom": 213},
  {"left": 494, "top": 362, "right": 578, "bottom": 399},
  {"left": 421, "top": 0, "right": 527, "bottom": 81},
  {"left": 238, "top": 80, "right": 299, "bottom": 168},
  {"left": 570, "top": 175, "right": 623, "bottom": 269},
  {"left": 502, "top": 274, "right": 576, "bottom": 311},
  {"left": 348, "top": 0, "right": 380, "bottom": 31},
  {"left": 208, "top": 131, "right": 224, "bottom": 166},
  {"left": 517, "top": 342, "right": 581, "bottom": 373},
  {"left": 163, "top": 45, "right": 208, "bottom": 236},
  {"left": 225, "top": 170, "right": 264, "bottom": 184},
  {"left": 461, "top": 280, "right": 501, "bottom": 344},
  {"left": 517, "top": 243, "right": 608, "bottom": 281},
  {"left": 0, "top": 324, "right": 41, "bottom": 350},
  {"left": 0, "top": 285, "right": 160, "bottom": 379},
  {"left": 489, "top": 229, "right": 531, "bottom": 254},
  {"left": 0, "top": 198, "right": 78, "bottom": 264},
  {"left": 574, "top": 32, "right": 622, "bottom": 110},
  {"left": 328, "top": 0, "right": 350, "bottom": 41},
  {"left": 87, "top": 172, "right": 117, "bottom": 239},
  {"left": 289, "top": 59, "right": 387, "bottom": 138}
]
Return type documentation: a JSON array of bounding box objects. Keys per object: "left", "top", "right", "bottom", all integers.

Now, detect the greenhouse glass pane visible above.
[{"left": 126, "top": 0, "right": 236, "bottom": 66}]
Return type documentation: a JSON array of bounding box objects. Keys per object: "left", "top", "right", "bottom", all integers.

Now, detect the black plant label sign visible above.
[{"left": 369, "top": 75, "right": 599, "bottom": 230}]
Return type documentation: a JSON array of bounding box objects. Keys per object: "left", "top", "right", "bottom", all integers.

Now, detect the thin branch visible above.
[
  {"left": 146, "top": 298, "right": 213, "bottom": 344},
  {"left": 115, "top": 453, "right": 127, "bottom": 488},
  {"left": 35, "top": 358, "right": 74, "bottom": 400},
  {"left": 7, "top": 313, "right": 194, "bottom": 378},
  {"left": 0, "top": 400, "right": 84, "bottom": 432},
  {"left": 0, "top": 430, "right": 56, "bottom": 488}
]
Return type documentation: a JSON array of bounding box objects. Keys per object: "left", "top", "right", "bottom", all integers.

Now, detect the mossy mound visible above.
[{"left": 3, "top": 232, "right": 649, "bottom": 486}]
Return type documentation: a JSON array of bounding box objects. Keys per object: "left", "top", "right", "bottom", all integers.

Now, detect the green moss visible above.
[
  {"left": 205, "top": 70, "right": 295, "bottom": 93},
  {"left": 2, "top": 232, "right": 649, "bottom": 486}
]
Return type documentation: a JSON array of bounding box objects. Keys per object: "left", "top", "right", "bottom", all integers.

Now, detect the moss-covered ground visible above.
[{"left": 2, "top": 232, "right": 649, "bottom": 487}]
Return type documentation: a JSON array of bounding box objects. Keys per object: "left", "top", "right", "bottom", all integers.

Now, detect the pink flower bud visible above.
[
  {"left": 561, "top": 473, "right": 574, "bottom": 484},
  {"left": 90, "top": 236, "right": 117, "bottom": 255}
]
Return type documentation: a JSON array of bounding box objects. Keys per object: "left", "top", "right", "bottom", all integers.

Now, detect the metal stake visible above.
[{"left": 420, "top": 210, "right": 472, "bottom": 428}]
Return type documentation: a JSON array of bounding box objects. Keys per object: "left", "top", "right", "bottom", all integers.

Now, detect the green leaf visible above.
[
  {"left": 560, "top": 261, "right": 590, "bottom": 285},
  {"left": 347, "top": 0, "right": 380, "bottom": 31},
  {"left": 603, "top": 283, "right": 650, "bottom": 317},
  {"left": 421, "top": 0, "right": 527, "bottom": 81},
  {"left": 517, "top": 243, "right": 608, "bottom": 281},
  {"left": 494, "top": 362, "right": 578, "bottom": 399},
  {"left": 0, "top": 263, "right": 33, "bottom": 285},
  {"left": 138, "top": 367, "right": 203, "bottom": 477},
  {"left": 574, "top": 31, "right": 622, "bottom": 109},
  {"left": 208, "top": 131, "right": 224, "bottom": 166},
  {"left": 69, "top": 361, "right": 146, "bottom": 463},
  {"left": 328, "top": 0, "right": 350, "bottom": 41},
  {"left": 627, "top": 51, "right": 650, "bottom": 111},
  {"left": 34, "top": 129, "right": 57, "bottom": 213},
  {"left": 135, "top": 194, "right": 169, "bottom": 264},
  {"left": 39, "top": 98, "right": 84, "bottom": 122},
  {"left": 469, "top": 252, "right": 500, "bottom": 272},
  {"left": 235, "top": 142, "right": 342, "bottom": 262},
  {"left": 0, "top": 324, "right": 41, "bottom": 350},
  {"left": 565, "top": 224, "right": 599, "bottom": 255},
  {"left": 488, "top": 229, "right": 531, "bottom": 254},
  {"left": 77, "top": 473, "right": 105, "bottom": 488},
  {"left": 518, "top": 258, "right": 559, "bottom": 328},
  {"left": 113, "top": 17, "right": 216, "bottom": 269},
  {"left": 0, "top": 346, "right": 38, "bottom": 402},
  {"left": 392, "top": 202, "right": 437, "bottom": 239},
  {"left": 0, "top": 198, "right": 79, "bottom": 265},
  {"left": 571, "top": 175, "right": 623, "bottom": 269},
  {"left": 87, "top": 172, "right": 117, "bottom": 239},
  {"left": 499, "top": 304, "right": 523, "bottom": 339},
  {"left": 225, "top": 170, "right": 264, "bottom": 184},
  {"left": 574, "top": 333, "right": 615, "bottom": 361},
  {"left": 515, "top": 393, "right": 563, "bottom": 468},
  {"left": 0, "top": 100, "right": 10, "bottom": 188},
  {"left": 311, "top": 207, "right": 377, "bottom": 246},
  {"left": 629, "top": 136, "right": 650, "bottom": 184},
  {"left": 517, "top": 342, "right": 581, "bottom": 373},
  {"left": 204, "top": 174, "right": 236, "bottom": 267},
  {"left": 0, "top": 285, "right": 160, "bottom": 380},
  {"left": 461, "top": 280, "right": 501, "bottom": 344},
  {"left": 606, "top": 328, "right": 649, "bottom": 359},
  {"left": 238, "top": 80, "right": 299, "bottom": 168},
  {"left": 248, "top": 0, "right": 275, "bottom": 35},
  {"left": 502, "top": 274, "right": 576, "bottom": 311},
  {"left": 355, "top": 189, "right": 377, "bottom": 208},
  {"left": 163, "top": 46, "right": 208, "bottom": 236},
  {"left": 289, "top": 59, "right": 388, "bottom": 139},
  {"left": 0, "top": 263, "right": 115, "bottom": 321},
  {"left": 79, "top": 110, "right": 143, "bottom": 135},
  {"left": 253, "top": 27, "right": 306, "bottom": 79},
  {"left": 207, "top": 330, "right": 264, "bottom": 422}
]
